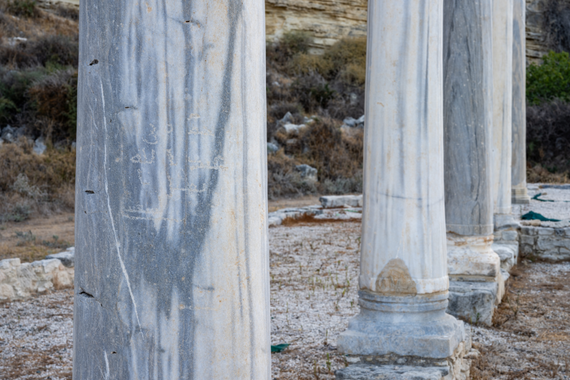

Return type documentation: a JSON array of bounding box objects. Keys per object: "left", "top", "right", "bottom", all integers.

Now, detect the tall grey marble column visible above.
[
  {"left": 337, "top": 0, "right": 466, "bottom": 370},
  {"left": 74, "top": 1, "right": 270, "bottom": 379},
  {"left": 512, "top": 0, "right": 531, "bottom": 204},
  {"left": 443, "top": 0, "right": 502, "bottom": 326},
  {"left": 492, "top": 0, "right": 515, "bottom": 223}
]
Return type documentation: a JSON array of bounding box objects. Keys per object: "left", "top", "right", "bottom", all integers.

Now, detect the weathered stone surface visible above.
[
  {"left": 448, "top": 281, "right": 497, "bottom": 326},
  {"left": 46, "top": 247, "right": 75, "bottom": 268},
  {"left": 336, "top": 364, "right": 449, "bottom": 380},
  {"left": 492, "top": 242, "right": 518, "bottom": 271},
  {"left": 320, "top": 195, "right": 362, "bottom": 208},
  {"left": 492, "top": 0, "right": 514, "bottom": 217},
  {"left": 0, "top": 257, "right": 74, "bottom": 302},
  {"left": 447, "top": 235, "right": 500, "bottom": 279},
  {"left": 266, "top": 0, "right": 368, "bottom": 52},
  {"left": 337, "top": 340, "right": 472, "bottom": 380},
  {"left": 443, "top": 0, "right": 494, "bottom": 238},
  {"left": 74, "top": 0, "right": 270, "bottom": 378}
]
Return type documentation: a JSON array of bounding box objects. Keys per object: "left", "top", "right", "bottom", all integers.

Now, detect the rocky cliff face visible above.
[
  {"left": 266, "top": 0, "right": 551, "bottom": 63},
  {"left": 526, "top": 0, "right": 550, "bottom": 64},
  {"left": 265, "top": 0, "right": 367, "bottom": 52}
]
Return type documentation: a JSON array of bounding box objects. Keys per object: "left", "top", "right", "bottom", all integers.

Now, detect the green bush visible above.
[
  {"left": 527, "top": 51, "right": 570, "bottom": 105},
  {"left": 6, "top": 0, "right": 38, "bottom": 18}
]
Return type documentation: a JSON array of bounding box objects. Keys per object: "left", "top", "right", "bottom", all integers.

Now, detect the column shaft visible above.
[
  {"left": 512, "top": 0, "right": 531, "bottom": 204},
  {"left": 492, "top": 0, "right": 514, "bottom": 217},
  {"left": 74, "top": 0, "right": 270, "bottom": 379},
  {"left": 338, "top": 0, "right": 465, "bottom": 360},
  {"left": 443, "top": 0, "right": 500, "bottom": 282}
]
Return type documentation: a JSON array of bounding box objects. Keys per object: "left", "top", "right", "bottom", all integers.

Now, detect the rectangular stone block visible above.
[
  {"left": 448, "top": 281, "right": 497, "bottom": 326},
  {"left": 521, "top": 244, "right": 534, "bottom": 255},
  {"left": 520, "top": 235, "right": 535, "bottom": 245},
  {"left": 501, "top": 230, "right": 518, "bottom": 242},
  {"left": 537, "top": 237, "right": 556, "bottom": 251},
  {"left": 521, "top": 227, "right": 538, "bottom": 236},
  {"left": 537, "top": 228, "right": 554, "bottom": 236},
  {"left": 552, "top": 238, "right": 570, "bottom": 251}
]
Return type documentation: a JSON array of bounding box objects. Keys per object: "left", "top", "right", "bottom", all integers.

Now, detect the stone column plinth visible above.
[
  {"left": 443, "top": 0, "right": 502, "bottom": 326},
  {"left": 73, "top": 1, "right": 270, "bottom": 379},
  {"left": 336, "top": 2, "right": 468, "bottom": 378},
  {"left": 512, "top": 0, "right": 531, "bottom": 204},
  {"left": 492, "top": 0, "right": 516, "bottom": 228}
]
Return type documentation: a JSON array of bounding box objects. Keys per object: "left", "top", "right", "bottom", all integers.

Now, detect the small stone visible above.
[
  {"left": 320, "top": 195, "right": 363, "bottom": 208},
  {"left": 45, "top": 250, "right": 75, "bottom": 268},
  {"left": 1, "top": 125, "right": 15, "bottom": 143},
  {"left": 356, "top": 115, "right": 365, "bottom": 128},
  {"left": 279, "top": 111, "right": 294, "bottom": 124},
  {"left": 33, "top": 138, "right": 47, "bottom": 155},
  {"left": 267, "top": 142, "right": 279, "bottom": 154},
  {"left": 295, "top": 164, "right": 317, "bottom": 181},
  {"left": 343, "top": 117, "right": 357, "bottom": 127},
  {"left": 282, "top": 123, "right": 305, "bottom": 134}
]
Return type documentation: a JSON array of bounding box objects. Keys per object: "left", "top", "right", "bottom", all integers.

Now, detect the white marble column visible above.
[
  {"left": 444, "top": 0, "right": 499, "bottom": 278},
  {"left": 73, "top": 0, "right": 270, "bottom": 379},
  {"left": 492, "top": 0, "right": 515, "bottom": 225},
  {"left": 443, "top": 0, "right": 502, "bottom": 326},
  {"left": 512, "top": 0, "right": 531, "bottom": 204},
  {"left": 337, "top": 0, "right": 465, "bottom": 363}
]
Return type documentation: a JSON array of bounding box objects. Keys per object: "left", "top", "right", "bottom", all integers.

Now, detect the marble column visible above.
[
  {"left": 443, "top": 0, "right": 502, "bottom": 326},
  {"left": 492, "top": 0, "right": 516, "bottom": 226},
  {"left": 74, "top": 1, "right": 270, "bottom": 379},
  {"left": 512, "top": 0, "right": 531, "bottom": 204},
  {"left": 337, "top": 1, "right": 466, "bottom": 374}
]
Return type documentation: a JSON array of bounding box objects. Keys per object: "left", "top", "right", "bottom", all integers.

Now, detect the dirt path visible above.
[{"left": 0, "top": 212, "right": 75, "bottom": 263}]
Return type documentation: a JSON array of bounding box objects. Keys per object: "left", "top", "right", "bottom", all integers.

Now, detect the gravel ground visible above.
[
  {"left": 513, "top": 184, "right": 570, "bottom": 224},
  {"left": 1, "top": 219, "right": 569, "bottom": 380}
]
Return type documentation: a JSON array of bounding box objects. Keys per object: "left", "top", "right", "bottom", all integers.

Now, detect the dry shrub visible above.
[
  {"left": 0, "top": 141, "right": 75, "bottom": 217},
  {"left": 527, "top": 163, "right": 570, "bottom": 183},
  {"left": 269, "top": 118, "right": 363, "bottom": 196},
  {"left": 0, "top": 34, "right": 78, "bottom": 69},
  {"left": 297, "top": 118, "right": 363, "bottom": 181},
  {"left": 28, "top": 68, "right": 77, "bottom": 141},
  {"left": 266, "top": 31, "right": 313, "bottom": 71},
  {"left": 0, "top": 0, "right": 78, "bottom": 40},
  {"left": 267, "top": 149, "right": 317, "bottom": 199},
  {"left": 290, "top": 37, "right": 367, "bottom": 86}
]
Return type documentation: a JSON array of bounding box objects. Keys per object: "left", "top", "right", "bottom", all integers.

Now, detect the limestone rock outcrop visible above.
[{"left": 265, "top": 0, "right": 367, "bottom": 52}]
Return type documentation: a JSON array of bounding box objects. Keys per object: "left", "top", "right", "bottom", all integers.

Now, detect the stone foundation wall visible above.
[
  {"left": 0, "top": 250, "right": 74, "bottom": 302},
  {"left": 520, "top": 226, "right": 570, "bottom": 261}
]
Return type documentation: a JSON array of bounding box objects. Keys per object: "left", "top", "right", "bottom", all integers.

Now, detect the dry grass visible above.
[
  {"left": 0, "top": 140, "right": 75, "bottom": 224},
  {"left": 0, "top": 1, "right": 78, "bottom": 42}
]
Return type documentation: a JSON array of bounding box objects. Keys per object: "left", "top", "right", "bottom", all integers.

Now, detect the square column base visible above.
[
  {"left": 447, "top": 280, "right": 502, "bottom": 326},
  {"left": 512, "top": 186, "right": 530, "bottom": 205},
  {"left": 336, "top": 339, "right": 474, "bottom": 380}
]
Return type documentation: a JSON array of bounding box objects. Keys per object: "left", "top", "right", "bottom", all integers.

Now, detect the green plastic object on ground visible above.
[
  {"left": 271, "top": 344, "right": 290, "bottom": 353},
  {"left": 532, "top": 193, "right": 555, "bottom": 202},
  {"left": 521, "top": 211, "right": 561, "bottom": 222}
]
